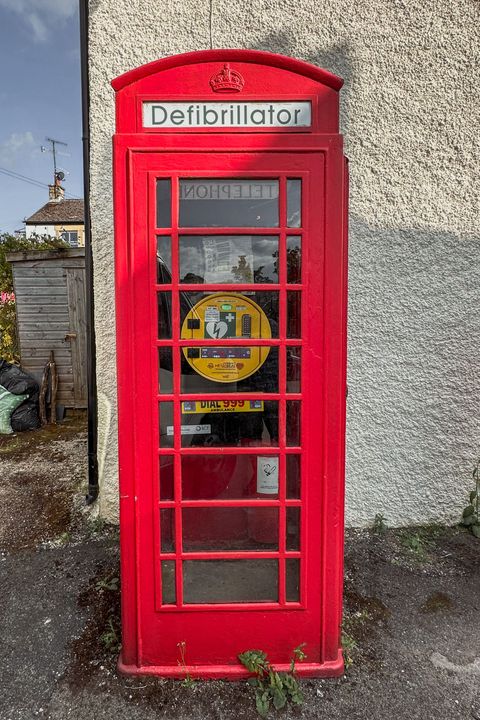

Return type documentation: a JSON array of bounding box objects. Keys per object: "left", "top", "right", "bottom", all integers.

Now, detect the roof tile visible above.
[{"left": 25, "top": 199, "right": 84, "bottom": 224}]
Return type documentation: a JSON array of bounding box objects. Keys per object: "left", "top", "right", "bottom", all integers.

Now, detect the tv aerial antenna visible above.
[{"left": 41, "top": 137, "right": 69, "bottom": 183}]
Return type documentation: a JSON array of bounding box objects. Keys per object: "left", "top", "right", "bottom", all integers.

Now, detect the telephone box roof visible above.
[{"left": 111, "top": 49, "right": 343, "bottom": 92}]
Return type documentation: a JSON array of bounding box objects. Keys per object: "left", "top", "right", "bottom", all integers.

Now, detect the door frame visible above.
[{"left": 114, "top": 134, "right": 347, "bottom": 677}]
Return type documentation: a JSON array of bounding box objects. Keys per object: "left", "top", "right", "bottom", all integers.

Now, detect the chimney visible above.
[{"left": 48, "top": 182, "right": 65, "bottom": 202}]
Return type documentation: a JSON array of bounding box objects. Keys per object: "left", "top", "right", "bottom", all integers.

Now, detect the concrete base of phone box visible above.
[{"left": 118, "top": 650, "right": 344, "bottom": 679}]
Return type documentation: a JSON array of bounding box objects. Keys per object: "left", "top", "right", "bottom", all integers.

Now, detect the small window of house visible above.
[{"left": 61, "top": 230, "right": 79, "bottom": 247}]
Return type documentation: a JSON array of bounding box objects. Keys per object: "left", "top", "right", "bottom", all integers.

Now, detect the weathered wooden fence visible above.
[{"left": 7, "top": 248, "right": 87, "bottom": 409}]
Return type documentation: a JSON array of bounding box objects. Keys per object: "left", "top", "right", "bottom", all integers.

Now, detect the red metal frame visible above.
[{"left": 113, "top": 50, "right": 347, "bottom": 679}]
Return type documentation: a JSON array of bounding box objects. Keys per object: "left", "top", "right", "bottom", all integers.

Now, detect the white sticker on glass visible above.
[
  {"left": 257, "top": 456, "right": 279, "bottom": 494},
  {"left": 166, "top": 424, "right": 211, "bottom": 436}
]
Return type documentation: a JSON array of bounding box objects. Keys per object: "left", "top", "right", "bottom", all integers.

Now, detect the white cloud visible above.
[
  {"left": 0, "top": 131, "right": 35, "bottom": 166},
  {"left": 0, "top": 0, "right": 77, "bottom": 43}
]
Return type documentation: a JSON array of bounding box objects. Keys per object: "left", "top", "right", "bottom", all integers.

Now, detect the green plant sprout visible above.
[
  {"left": 238, "top": 644, "right": 306, "bottom": 716},
  {"left": 372, "top": 513, "right": 387, "bottom": 534},
  {"left": 461, "top": 460, "right": 480, "bottom": 538},
  {"left": 177, "top": 641, "right": 195, "bottom": 688},
  {"left": 100, "top": 618, "right": 121, "bottom": 652},
  {"left": 341, "top": 631, "right": 357, "bottom": 669}
]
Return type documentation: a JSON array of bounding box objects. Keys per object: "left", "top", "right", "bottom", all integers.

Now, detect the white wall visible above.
[
  {"left": 88, "top": 0, "right": 480, "bottom": 526},
  {"left": 25, "top": 224, "right": 55, "bottom": 239}
]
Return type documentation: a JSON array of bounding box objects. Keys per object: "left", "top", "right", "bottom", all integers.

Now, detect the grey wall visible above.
[{"left": 88, "top": 0, "right": 480, "bottom": 525}]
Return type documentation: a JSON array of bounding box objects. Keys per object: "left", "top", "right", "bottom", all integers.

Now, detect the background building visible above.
[
  {"left": 85, "top": 0, "right": 480, "bottom": 526},
  {"left": 25, "top": 183, "right": 85, "bottom": 247}
]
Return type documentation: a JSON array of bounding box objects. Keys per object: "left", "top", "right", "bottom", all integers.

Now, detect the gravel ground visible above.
[{"left": 1, "top": 418, "right": 479, "bottom": 719}]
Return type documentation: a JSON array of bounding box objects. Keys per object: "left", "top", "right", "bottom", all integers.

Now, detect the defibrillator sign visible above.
[{"left": 181, "top": 293, "right": 271, "bottom": 383}]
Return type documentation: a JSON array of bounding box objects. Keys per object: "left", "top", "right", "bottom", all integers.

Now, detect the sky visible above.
[{"left": 0, "top": 0, "right": 83, "bottom": 234}]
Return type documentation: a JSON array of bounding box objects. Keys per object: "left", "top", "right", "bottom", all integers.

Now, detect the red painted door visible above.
[{"left": 123, "top": 147, "right": 339, "bottom": 676}]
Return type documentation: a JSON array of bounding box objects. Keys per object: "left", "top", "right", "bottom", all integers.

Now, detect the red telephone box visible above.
[{"left": 112, "top": 49, "right": 348, "bottom": 678}]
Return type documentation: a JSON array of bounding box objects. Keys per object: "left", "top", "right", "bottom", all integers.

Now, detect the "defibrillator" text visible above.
[{"left": 143, "top": 102, "right": 311, "bottom": 128}]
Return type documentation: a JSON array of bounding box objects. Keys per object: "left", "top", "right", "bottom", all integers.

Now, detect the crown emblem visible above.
[{"left": 210, "top": 63, "right": 245, "bottom": 93}]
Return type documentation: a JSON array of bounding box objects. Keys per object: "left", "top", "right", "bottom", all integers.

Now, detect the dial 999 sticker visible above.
[{"left": 182, "top": 400, "right": 264, "bottom": 414}]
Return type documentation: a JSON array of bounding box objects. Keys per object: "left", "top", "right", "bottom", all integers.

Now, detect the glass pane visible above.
[
  {"left": 183, "top": 559, "right": 278, "bottom": 603},
  {"left": 180, "top": 346, "right": 278, "bottom": 393},
  {"left": 158, "top": 347, "right": 173, "bottom": 394},
  {"left": 182, "top": 455, "right": 279, "bottom": 500},
  {"left": 179, "top": 235, "right": 278, "bottom": 284},
  {"left": 180, "top": 291, "right": 279, "bottom": 339},
  {"left": 183, "top": 507, "right": 278, "bottom": 551},
  {"left": 286, "top": 559, "right": 300, "bottom": 602},
  {"left": 287, "top": 291, "right": 301, "bottom": 338},
  {"left": 157, "top": 235, "right": 172, "bottom": 282},
  {"left": 157, "top": 292, "right": 172, "bottom": 339},
  {"left": 179, "top": 400, "right": 278, "bottom": 448},
  {"left": 156, "top": 179, "right": 172, "bottom": 228},
  {"left": 286, "top": 179, "right": 301, "bottom": 228},
  {"left": 286, "top": 401, "right": 301, "bottom": 446},
  {"left": 159, "top": 402, "right": 174, "bottom": 448},
  {"left": 286, "top": 346, "right": 301, "bottom": 392},
  {"left": 159, "top": 455, "right": 174, "bottom": 500},
  {"left": 286, "top": 455, "right": 301, "bottom": 499},
  {"left": 179, "top": 179, "right": 279, "bottom": 227},
  {"left": 160, "top": 508, "right": 175, "bottom": 552},
  {"left": 161, "top": 561, "right": 176, "bottom": 604},
  {"left": 286, "top": 236, "right": 301, "bottom": 283},
  {"left": 286, "top": 507, "right": 300, "bottom": 550}
]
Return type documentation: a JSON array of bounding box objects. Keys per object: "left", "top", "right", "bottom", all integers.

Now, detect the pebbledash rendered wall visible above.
[{"left": 88, "top": 0, "right": 480, "bottom": 526}]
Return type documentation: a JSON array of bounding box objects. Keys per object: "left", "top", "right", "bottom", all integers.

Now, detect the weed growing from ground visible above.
[
  {"left": 96, "top": 576, "right": 119, "bottom": 592},
  {"left": 177, "top": 641, "right": 195, "bottom": 688},
  {"left": 238, "top": 644, "right": 306, "bottom": 716},
  {"left": 461, "top": 460, "right": 480, "bottom": 538},
  {"left": 100, "top": 617, "right": 121, "bottom": 652},
  {"left": 341, "top": 631, "right": 357, "bottom": 669},
  {"left": 372, "top": 514, "right": 387, "bottom": 534}
]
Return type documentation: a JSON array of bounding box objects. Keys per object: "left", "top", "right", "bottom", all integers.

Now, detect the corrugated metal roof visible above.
[{"left": 25, "top": 199, "right": 84, "bottom": 224}]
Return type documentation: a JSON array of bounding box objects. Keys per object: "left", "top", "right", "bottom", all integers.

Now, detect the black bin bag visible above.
[{"left": 0, "top": 359, "right": 40, "bottom": 431}]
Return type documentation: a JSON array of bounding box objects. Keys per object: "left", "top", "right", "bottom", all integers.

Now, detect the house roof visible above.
[{"left": 25, "top": 199, "right": 84, "bottom": 225}]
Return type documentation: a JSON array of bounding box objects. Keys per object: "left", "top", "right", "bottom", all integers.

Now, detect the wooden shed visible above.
[{"left": 7, "top": 248, "right": 87, "bottom": 409}]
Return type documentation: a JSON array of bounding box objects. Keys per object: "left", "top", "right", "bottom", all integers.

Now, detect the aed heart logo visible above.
[
  {"left": 263, "top": 464, "right": 274, "bottom": 476},
  {"left": 206, "top": 321, "right": 228, "bottom": 338}
]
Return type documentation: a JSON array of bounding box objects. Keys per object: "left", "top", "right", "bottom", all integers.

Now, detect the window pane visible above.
[
  {"left": 180, "top": 346, "right": 278, "bottom": 393},
  {"left": 180, "top": 291, "right": 279, "bottom": 339},
  {"left": 157, "top": 292, "right": 172, "bottom": 339},
  {"left": 183, "top": 560, "right": 278, "bottom": 603},
  {"left": 182, "top": 455, "right": 279, "bottom": 500},
  {"left": 159, "top": 402, "right": 174, "bottom": 448},
  {"left": 286, "top": 236, "right": 301, "bottom": 283},
  {"left": 179, "top": 399, "right": 278, "bottom": 448},
  {"left": 157, "top": 235, "right": 172, "bottom": 282},
  {"left": 286, "top": 507, "right": 300, "bottom": 550},
  {"left": 286, "top": 455, "right": 301, "bottom": 499},
  {"left": 159, "top": 455, "right": 174, "bottom": 501},
  {"left": 286, "top": 559, "right": 300, "bottom": 602},
  {"left": 179, "top": 179, "right": 279, "bottom": 227},
  {"left": 156, "top": 179, "right": 171, "bottom": 228},
  {"left": 286, "top": 401, "right": 301, "bottom": 446},
  {"left": 160, "top": 508, "right": 175, "bottom": 552},
  {"left": 161, "top": 561, "right": 176, "bottom": 604},
  {"left": 287, "top": 291, "right": 301, "bottom": 338},
  {"left": 179, "top": 235, "right": 278, "bottom": 284},
  {"left": 158, "top": 347, "right": 173, "bottom": 394},
  {"left": 286, "top": 179, "right": 301, "bottom": 228},
  {"left": 286, "top": 346, "right": 301, "bottom": 392},
  {"left": 183, "top": 507, "right": 278, "bottom": 552}
]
